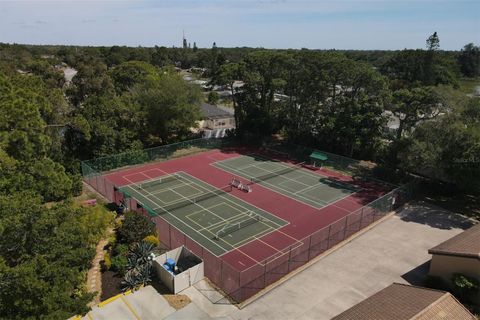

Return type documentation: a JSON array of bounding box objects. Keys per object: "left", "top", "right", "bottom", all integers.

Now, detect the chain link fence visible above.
[{"left": 82, "top": 138, "right": 412, "bottom": 304}]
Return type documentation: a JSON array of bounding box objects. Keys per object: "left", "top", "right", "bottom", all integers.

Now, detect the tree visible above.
[
  {"left": 66, "top": 59, "right": 115, "bottom": 106},
  {"left": 387, "top": 87, "right": 443, "bottom": 164},
  {"left": 129, "top": 71, "right": 202, "bottom": 144},
  {"left": 400, "top": 97, "right": 480, "bottom": 190},
  {"left": 109, "top": 61, "right": 160, "bottom": 94},
  {"left": 217, "top": 62, "right": 244, "bottom": 129},
  {"left": 0, "top": 194, "right": 113, "bottom": 319},
  {"left": 426, "top": 32, "right": 440, "bottom": 51},
  {"left": 381, "top": 34, "right": 458, "bottom": 88},
  {"left": 458, "top": 43, "right": 480, "bottom": 78},
  {"left": 207, "top": 91, "right": 219, "bottom": 105},
  {"left": 390, "top": 87, "right": 443, "bottom": 141},
  {"left": 236, "top": 51, "right": 290, "bottom": 137},
  {"left": 117, "top": 211, "right": 156, "bottom": 244}
]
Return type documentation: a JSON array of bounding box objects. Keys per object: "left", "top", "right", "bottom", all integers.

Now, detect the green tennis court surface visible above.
[
  {"left": 213, "top": 154, "right": 360, "bottom": 208},
  {"left": 119, "top": 171, "right": 287, "bottom": 256}
]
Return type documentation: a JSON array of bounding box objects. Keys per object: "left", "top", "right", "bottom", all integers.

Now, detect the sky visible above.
[{"left": 0, "top": 0, "right": 479, "bottom": 50}]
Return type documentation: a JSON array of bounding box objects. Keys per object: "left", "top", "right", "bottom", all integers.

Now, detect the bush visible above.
[
  {"left": 117, "top": 212, "right": 156, "bottom": 245},
  {"left": 452, "top": 273, "right": 480, "bottom": 303},
  {"left": 113, "top": 243, "right": 129, "bottom": 257},
  {"left": 143, "top": 235, "right": 160, "bottom": 247},
  {"left": 207, "top": 91, "right": 219, "bottom": 105},
  {"left": 106, "top": 234, "right": 117, "bottom": 250},
  {"left": 103, "top": 252, "right": 112, "bottom": 271},
  {"left": 111, "top": 254, "right": 128, "bottom": 275}
]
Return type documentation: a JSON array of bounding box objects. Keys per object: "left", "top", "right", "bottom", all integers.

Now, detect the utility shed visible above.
[
  {"left": 152, "top": 246, "right": 204, "bottom": 294},
  {"left": 332, "top": 283, "right": 476, "bottom": 320}
]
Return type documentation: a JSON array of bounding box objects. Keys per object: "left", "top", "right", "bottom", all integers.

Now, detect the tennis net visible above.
[
  {"left": 250, "top": 162, "right": 306, "bottom": 184},
  {"left": 135, "top": 175, "right": 179, "bottom": 191},
  {"left": 159, "top": 185, "right": 232, "bottom": 213},
  {"left": 215, "top": 212, "right": 263, "bottom": 239}
]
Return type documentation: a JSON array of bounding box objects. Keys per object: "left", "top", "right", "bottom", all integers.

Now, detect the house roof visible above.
[
  {"left": 332, "top": 283, "right": 475, "bottom": 320},
  {"left": 200, "top": 103, "right": 233, "bottom": 120},
  {"left": 428, "top": 223, "right": 480, "bottom": 259}
]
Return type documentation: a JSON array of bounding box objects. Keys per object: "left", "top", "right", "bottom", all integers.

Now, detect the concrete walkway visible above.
[{"left": 225, "top": 202, "right": 474, "bottom": 320}]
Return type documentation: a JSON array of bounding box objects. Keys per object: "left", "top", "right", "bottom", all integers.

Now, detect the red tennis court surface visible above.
[{"left": 98, "top": 146, "right": 402, "bottom": 303}]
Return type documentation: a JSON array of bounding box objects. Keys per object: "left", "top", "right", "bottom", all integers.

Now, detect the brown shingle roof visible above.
[
  {"left": 200, "top": 103, "right": 233, "bottom": 120},
  {"left": 428, "top": 223, "right": 480, "bottom": 259},
  {"left": 332, "top": 283, "right": 475, "bottom": 320}
]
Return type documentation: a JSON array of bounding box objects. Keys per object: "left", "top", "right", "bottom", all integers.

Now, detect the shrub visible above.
[
  {"left": 103, "top": 252, "right": 112, "bottom": 271},
  {"left": 113, "top": 243, "right": 129, "bottom": 257},
  {"left": 106, "top": 234, "right": 117, "bottom": 250},
  {"left": 452, "top": 273, "right": 480, "bottom": 303},
  {"left": 117, "top": 212, "right": 156, "bottom": 245},
  {"left": 207, "top": 91, "right": 219, "bottom": 105},
  {"left": 143, "top": 235, "right": 160, "bottom": 247},
  {"left": 127, "top": 241, "right": 155, "bottom": 271},
  {"left": 111, "top": 254, "right": 128, "bottom": 275}
]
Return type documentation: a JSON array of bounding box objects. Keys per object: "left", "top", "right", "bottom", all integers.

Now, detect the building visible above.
[
  {"left": 333, "top": 283, "right": 475, "bottom": 320},
  {"left": 198, "top": 103, "right": 235, "bottom": 138},
  {"left": 428, "top": 223, "right": 480, "bottom": 293}
]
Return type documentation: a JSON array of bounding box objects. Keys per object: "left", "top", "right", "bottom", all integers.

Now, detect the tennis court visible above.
[
  {"left": 119, "top": 170, "right": 288, "bottom": 256},
  {"left": 213, "top": 154, "right": 361, "bottom": 208}
]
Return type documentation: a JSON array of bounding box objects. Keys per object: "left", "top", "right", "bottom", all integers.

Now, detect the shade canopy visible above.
[{"left": 310, "top": 151, "right": 328, "bottom": 161}]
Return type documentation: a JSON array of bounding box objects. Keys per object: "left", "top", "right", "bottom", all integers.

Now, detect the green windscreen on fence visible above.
[{"left": 82, "top": 138, "right": 226, "bottom": 174}]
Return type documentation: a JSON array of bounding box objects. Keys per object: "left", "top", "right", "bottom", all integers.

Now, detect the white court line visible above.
[
  {"left": 216, "top": 159, "right": 358, "bottom": 213},
  {"left": 293, "top": 182, "right": 323, "bottom": 195},
  {"left": 215, "top": 162, "right": 330, "bottom": 208},
  {"left": 141, "top": 171, "right": 281, "bottom": 258},
  {"left": 178, "top": 171, "right": 288, "bottom": 229},
  {"left": 147, "top": 182, "right": 205, "bottom": 205},
  {"left": 122, "top": 168, "right": 170, "bottom": 187},
  {"left": 251, "top": 153, "right": 362, "bottom": 192},
  {"left": 121, "top": 175, "right": 231, "bottom": 253},
  {"left": 125, "top": 169, "right": 293, "bottom": 267}
]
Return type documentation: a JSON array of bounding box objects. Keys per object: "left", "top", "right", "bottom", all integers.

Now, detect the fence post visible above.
[
  {"left": 307, "top": 235, "right": 312, "bottom": 261},
  {"left": 220, "top": 261, "right": 223, "bottom": 286},
  {"left": 287, "top": 246, "right": 292, "bottom": 272},
  {"left": 263, "top": 263, "right": 267, "bottom": 288},
  {"left": 342, "top": 217, "right": 348, "bottom": 240},
  {"left": 168, "top": 225, "right": 172, "bottom": 248},
  {"left": 359, "top": 208, "right": 364, "bottom": 228},
  {"left": 326, "top": 225, "right": 332, "bottom": 249}
]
